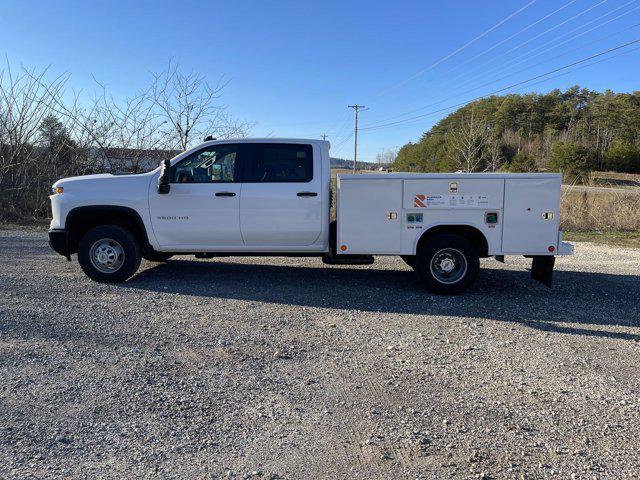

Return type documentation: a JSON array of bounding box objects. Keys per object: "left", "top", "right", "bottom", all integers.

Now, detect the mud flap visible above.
[{"left": 531, "top": 256, "right": 555, "bottom": 287}]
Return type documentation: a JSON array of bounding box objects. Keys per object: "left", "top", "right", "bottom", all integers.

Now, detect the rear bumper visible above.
[
  {"left": 556, "top": 231, "right": 574, "bottom": 256},
  {"left": 558, "top": 241, "right": 574, "bottom": 256},
  {"left": 48, "top": 229, "right": 70, "bottom": 259}
]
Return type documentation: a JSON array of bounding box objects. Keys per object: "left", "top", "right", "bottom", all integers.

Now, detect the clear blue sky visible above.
[{"left": 1, "top": 0, "right": 639, "bottom": 162}]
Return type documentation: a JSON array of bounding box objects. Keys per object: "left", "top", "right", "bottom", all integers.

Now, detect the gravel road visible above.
[{"left": 1, "top": 227, "right": 639, "bottom": 479}]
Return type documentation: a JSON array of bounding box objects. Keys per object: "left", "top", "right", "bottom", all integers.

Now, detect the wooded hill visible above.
[{"left": 393, "top": 87, "right": 640, "bottom": 178}]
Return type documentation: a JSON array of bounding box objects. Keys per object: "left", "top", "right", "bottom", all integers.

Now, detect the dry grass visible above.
[{"left": 561, "top": 189, "right": 640, "bottom": 232}]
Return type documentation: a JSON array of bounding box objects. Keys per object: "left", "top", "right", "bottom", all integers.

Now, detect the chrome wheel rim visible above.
[
  {"left": 89, "top": 238, "right": 125, "bottom": 274},
  {"left": 429, "top": 248, "right": 467, "bottom": 285}
]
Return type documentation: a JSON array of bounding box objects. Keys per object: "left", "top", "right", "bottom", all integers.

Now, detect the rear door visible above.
[{"left": 239, "top": 143, "right": 322, "bottom": 246}]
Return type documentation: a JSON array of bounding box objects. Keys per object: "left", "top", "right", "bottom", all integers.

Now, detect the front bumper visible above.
[{"left": 48, "top": 229, "right": 70, "bottom": 260}]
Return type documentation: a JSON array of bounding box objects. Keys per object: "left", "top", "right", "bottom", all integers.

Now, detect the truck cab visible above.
[{"left": 48, "top": 138, "right": 572, "bottom": 294}]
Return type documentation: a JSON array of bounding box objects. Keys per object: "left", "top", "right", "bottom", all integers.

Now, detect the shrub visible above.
[
  {"left": 604, "top": 142, "right": 640, "bottom": 173},
  {"left": 549, "top": 142, "right": 597, "bottom": 183},
  {"left": 503, "top": 152, "right": 537, "bottom": 172}
]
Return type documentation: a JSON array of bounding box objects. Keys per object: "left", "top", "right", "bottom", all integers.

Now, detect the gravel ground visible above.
[{"left": 1, "top": 227, "right": 639, "bottom": 479}]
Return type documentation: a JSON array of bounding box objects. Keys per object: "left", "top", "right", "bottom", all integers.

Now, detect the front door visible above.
[
  {"left": 240, "top": 143, "right": 322, "bottom": 246},
  {"left": 149, "top": 144, "right": 244, "bottom": 248}
]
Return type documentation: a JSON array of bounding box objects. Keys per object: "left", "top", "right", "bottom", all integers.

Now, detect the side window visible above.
[
  {"left": 172, "top": 144, "right": 239, "bottom": 183},
  {"left": 244, "top": 143, "right": 313, "bottom": 183}
]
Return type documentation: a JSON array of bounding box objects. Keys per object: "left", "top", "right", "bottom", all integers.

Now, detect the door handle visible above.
[
  {"left": 297, "top": 192, "right": 318, "bottom": 197},
  {"left": 215, "top": 192, "right": 236, "bottom": 197}
]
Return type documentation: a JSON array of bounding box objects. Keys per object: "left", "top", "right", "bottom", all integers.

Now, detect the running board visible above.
[{"left": 322, "top": 253, "right": 374, "bottom": 265}]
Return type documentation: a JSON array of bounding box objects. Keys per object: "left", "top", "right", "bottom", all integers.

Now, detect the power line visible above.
[
  {"left": 458, "top": 20, "right": 640, "bottom": 99},
  {"left": 364, "top": 4, "right": 638, "bottom": 129},
  {"left": 370, "top": 19, "right": 640, "bottom": 129},
  {"left": 328, "top": 110, "right": 351, "bottom": 136},
  {"left": 445, "top": 0, "right": 611, "bottom": 86},
  {"left": 332, "top": 132, "right": 354, "bottom": 152},
  {"left": 360, "top": 38, "right": 640, "bottom": 132},
  {"left": 324, "top": 110, "right": 354, "bottom": 154},
  {"left": 447, "top": 0, "right": 639, "bottom": 93},
  {"left": 364, "top": 0, "right": 621, "bottom": 129},
  {"left": 358, "top": 43, "right": 640, "bottom": 134},
  {"left": 373, "top": 0, "right": 539, "bottom": 98},
  {"left": 428, "top": 0, "right": 580, "bottom": 84}
]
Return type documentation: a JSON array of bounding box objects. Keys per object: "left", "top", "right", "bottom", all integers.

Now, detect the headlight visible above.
[{"left": 51, "top": 186, "right": 64, "bottom": 195}]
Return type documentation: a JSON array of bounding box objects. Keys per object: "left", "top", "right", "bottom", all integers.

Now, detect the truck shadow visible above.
[{"left": 127, "top": 259, "right": 640, "bottom": 341}]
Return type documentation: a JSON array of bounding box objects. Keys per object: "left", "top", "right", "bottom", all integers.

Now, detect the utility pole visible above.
[
  {"left": 348, "top": 105, "right": 366, "bottom": 173},
  {"left": 320, "top": 134, "right": 328, "bottom": 141}
]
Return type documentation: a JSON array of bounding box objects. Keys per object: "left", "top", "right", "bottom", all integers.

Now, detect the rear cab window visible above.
[{"left": 242, "top": 143, "right": 313, "bottom": 183}]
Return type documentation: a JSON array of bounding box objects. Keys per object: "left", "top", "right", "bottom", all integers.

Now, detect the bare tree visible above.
[
  {"left": 0, "top": 63, "right": 69, "bottom": 218},
  {"left": 32, "top": 62, "right": 252, "bottom": 170},
  {"left": 376, "top": 149, "right": 397, "bottom": 167},
  {"left": 0, "top": 64, "right": 66, "bottom": 186},
  {"left": 485, "top": 137, "right": 503, "bottom": 172},
  {"left": 2, "top": 59, "right": 253, "bottom": 220},
  {"left": 150, "top": 61, "right": 252, "bottom": 149},
  {"left": 447, "top": 109, "right": 488, "bottom": 172}
]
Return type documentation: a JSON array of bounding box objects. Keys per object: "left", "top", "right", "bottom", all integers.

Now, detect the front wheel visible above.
[
  {"left": 78, "top": 225, "right": 141, "bottom": 283},
  {"left": 414, "top": 234, "right": 479, "bottom": 295}
]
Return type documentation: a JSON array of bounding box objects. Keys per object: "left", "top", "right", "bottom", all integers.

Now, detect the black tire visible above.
[
  {"left": 414, "top": 234, "right": 479, "bottom": 295},
  {"left": 142, "top": 251, "right": 173, "bottom": 262},
  {"left": 400, "top": 255, "right": 417, "bottom": 268},
  {"left": 78, "top": 225, "right": 141, "bottom": 283}
]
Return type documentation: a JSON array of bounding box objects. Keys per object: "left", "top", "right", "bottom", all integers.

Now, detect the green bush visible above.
[
  {"left": 604, "top": 142, "right": 640, "bottom": 173},
  {"left": 549, "top": 141, "right": 597, "bottom": 182},
  {"left": 504, "top": 152, "right": 537, "bottom": 172}
]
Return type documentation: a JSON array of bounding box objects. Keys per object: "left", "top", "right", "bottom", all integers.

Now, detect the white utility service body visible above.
[
  {"left": 337, "top": 172, "right": 573, "bottom": 257},
  {"left": 48, "top": 138, "right": 572, "bottom": 293}
]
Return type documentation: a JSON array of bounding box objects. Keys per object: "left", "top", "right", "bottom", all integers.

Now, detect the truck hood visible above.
[
  {"left": 53, "top": 173, "right": 114, "bottom": 186},
  {"left": 52, "top": 171, "right": 156, "bottom": 192}
]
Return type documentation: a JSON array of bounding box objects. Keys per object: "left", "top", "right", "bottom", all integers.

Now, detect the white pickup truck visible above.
[{"left": 48, "top": 138, "right": 573, "bottom": 294}]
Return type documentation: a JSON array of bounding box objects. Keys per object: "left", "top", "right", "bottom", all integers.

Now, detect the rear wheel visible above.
[
  {"left": 414, "top": 234, "right": 479, "bottom": 295},
  {"left": 78, "top": 225, "right": 141, "bottom": 283}
]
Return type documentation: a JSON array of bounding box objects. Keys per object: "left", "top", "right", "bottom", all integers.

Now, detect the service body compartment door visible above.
[
  {"left": 338, "top": 179, "right": 402, "bottom": 254},
  {"left": 502, "top": 177, "right": 561, "bottom": 254},
  {"left": 401, "top": 178, "right": 505, "bottom": 255}
]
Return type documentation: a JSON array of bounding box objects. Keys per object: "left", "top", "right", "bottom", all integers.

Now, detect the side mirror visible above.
[{"left": 157, "top": 159, "right": 171, "bottom": 194}]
